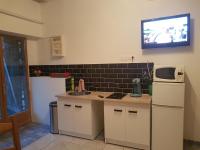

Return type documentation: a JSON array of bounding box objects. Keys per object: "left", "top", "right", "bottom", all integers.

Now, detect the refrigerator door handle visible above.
[{"left": 152, "top": 104, "right": 183, "bottom": 109}]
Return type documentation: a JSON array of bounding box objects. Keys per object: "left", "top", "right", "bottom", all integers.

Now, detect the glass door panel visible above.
[{"left": 2, "top": 36, "right": 29, "bottom": 116}]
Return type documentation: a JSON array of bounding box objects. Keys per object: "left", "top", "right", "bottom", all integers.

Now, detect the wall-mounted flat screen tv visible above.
[{"left": 141, "top": 13, "right": 190, "bottom": 49}]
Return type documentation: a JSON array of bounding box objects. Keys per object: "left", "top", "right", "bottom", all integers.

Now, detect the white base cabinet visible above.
[
  {"left": 58, "top": 98, "right": 104, "bottom": 139},
  {"left": 104, "top": 102, "right": 150, "bottom": 150}
]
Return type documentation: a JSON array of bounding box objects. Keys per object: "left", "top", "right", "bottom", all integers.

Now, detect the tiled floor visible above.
[
  {"left": 22, "top": 134, "right": 136, "bottom": 150},
  {"left": 0, "top": 123, "right": 49, "bottom": 149},
  {"left": 22, "top": 133, "right": 200, "bottom": 150},
  {"left": 1, "top": 123, "right": 200, "bottom": 150}
]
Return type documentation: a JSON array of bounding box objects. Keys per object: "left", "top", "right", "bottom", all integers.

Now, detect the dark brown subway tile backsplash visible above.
[{"left": 29, "top": 63, "right": 153, "bottom": 94}]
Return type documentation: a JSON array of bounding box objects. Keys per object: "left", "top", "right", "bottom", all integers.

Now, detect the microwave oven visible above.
[{"left": 153, "top": 65, "right": 184, "bottom": 83}]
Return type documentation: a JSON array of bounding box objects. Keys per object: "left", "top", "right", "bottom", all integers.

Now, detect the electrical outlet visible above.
[{"left": 119, "top": 56, "right": 135, "bottom": 62}]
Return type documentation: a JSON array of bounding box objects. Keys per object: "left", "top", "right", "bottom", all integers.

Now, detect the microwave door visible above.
[{"left": 156, "top": 68, "right": 176, "bottom": 80}]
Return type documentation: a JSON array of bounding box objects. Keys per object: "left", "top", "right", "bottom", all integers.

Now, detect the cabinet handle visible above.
[
  {"left": 64, "top": 104, "right": 71, "bottom": 107},
  {"left": 114, "top": 109, "right": 123, "bottom": 112},
  {"left": 75, "top": 105, "right": 82, "bottom": 108},
  {"left": 128, "top": 110, "right": 138, "bottom": 114}
]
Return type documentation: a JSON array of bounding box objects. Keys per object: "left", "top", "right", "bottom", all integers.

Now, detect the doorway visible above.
[{"left": 0, "top": 35, "right": 31, "bottom": 126}]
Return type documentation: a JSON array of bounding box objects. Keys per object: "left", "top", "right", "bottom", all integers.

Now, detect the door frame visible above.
[
  {"left": 0, "top": 35, "right": 31, "bottom": 126},
  {"left": 0, "top": 36, "right": 7, "bottom": 122}
]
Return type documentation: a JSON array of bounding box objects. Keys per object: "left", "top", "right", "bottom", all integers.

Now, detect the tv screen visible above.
[{"left": 141, "top": 13, "right": 190, "bottom": 49}]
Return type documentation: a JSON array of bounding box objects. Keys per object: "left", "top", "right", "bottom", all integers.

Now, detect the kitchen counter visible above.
[
  {"left": 56, "top": 91, "right": 151, "bottom": 105},
  {"left": 57, "top": 91, "right": 151, "bottom": 148}
]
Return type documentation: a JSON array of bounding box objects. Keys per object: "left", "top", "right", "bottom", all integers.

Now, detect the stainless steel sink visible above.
[{"left": 68, "top": 91, "right": 91, "bottom": 96}]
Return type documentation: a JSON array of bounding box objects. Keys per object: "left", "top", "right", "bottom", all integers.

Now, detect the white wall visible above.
[
  {"left": 29, "top": 0, "right": 200, "bottom": 141},
  {"left": 27, "top": 40, "right": 40, "bottom": 65},
  {"left": 0, "top": 0, "right": 43, "bottom": 37},
  {"left": 30, "top": 77, "right": 65, "bottom": 125}
]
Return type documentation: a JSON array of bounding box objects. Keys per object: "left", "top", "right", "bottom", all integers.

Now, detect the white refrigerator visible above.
[{"left": 152, "top": 82, "right": 185, "bottom": 150}]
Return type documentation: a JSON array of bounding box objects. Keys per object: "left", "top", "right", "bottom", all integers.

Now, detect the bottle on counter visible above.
[
  {"left": 78, "top": 79, "right": 82, "bottom": 93},
  {"left": 78, "top": 79, "right": 85, "bottom": 93},
  {"left": 81, "top": 79, "right": 85, "bottom": 91},
  {"left": 70, "top": 77, "right": 74, "bottom": 91}
]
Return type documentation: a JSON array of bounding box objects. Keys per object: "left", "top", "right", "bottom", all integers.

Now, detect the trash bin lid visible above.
[{"left": 49, "top": 101, "right": 57, "bottom": 107}]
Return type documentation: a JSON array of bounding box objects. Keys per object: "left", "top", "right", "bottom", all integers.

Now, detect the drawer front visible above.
[
  {"left": 104, "top": 104, "right": 126, "bottom": 141},
  {"left": 58, "top": 100, "right": 74, "bottom": 132},
  {"left": 125, "top": 106, "right": 150, "bottom": 146}
]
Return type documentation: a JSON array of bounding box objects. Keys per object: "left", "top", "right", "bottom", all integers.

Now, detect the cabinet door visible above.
[
  {"left": 125, "top": 106, "right": 150, "bottom": 146},
  {"left": 58, "top": 100, "right": 74, "bottom": 132},
  {"left": 104, "top": 103, "right": 125, "bottom": 141},
  {"left": 152, "top": 82, "right": 185, "bottom": 107},
  {"left": 152, "top": 105, "right": 183, "bottom": 150},
  {"left": 73, "top": 100, "right": 92, "bottom": 135}
]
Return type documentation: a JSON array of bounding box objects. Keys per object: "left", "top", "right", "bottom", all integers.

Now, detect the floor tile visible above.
[
  {"left": 43, "top": 141, "right": 81, "bottom": 150},
  {"left": 103, "top": 144, "right": 124, "bottom": 150},
  {"left": 124, "top": 147, "right": 138, "bottom": 150},
  {"left": 82, "top": 140, "right": 105, "bottom": 150},
  {"left": 23, "top": 144, "right": 39, "bottom": 150},
  {"left": 28, "top": 134, "right": 55, "bottom": 150},
  {"left": 56, "top": 134, "right": 90, "bottom": 145}
]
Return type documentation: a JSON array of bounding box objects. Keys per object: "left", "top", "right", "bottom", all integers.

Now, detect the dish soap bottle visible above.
[{"left": 70, "top": 77, "right": 74, "bottom": 91}]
